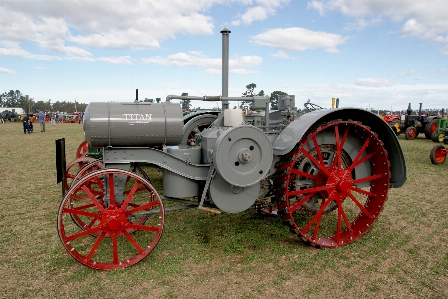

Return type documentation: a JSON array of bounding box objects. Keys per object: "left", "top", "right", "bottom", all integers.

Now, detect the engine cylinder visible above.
[{"left": 83, "top": 102, "right": 183, "bottom": 147}]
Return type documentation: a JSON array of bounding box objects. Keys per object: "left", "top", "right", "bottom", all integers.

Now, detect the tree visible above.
[
  {"left": 241, "top": 83, "right": 264, "bottom": 110},
  {"left": 180, "top": 99, "right": 191, "bottom": 111},
  {"left": 270, "top": 91, "right": 288, "bottom": 110}
]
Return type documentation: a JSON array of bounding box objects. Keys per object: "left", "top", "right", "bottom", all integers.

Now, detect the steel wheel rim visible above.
[
  {"left": 58, "top": 169, "right": 164, "bottom": 270},
  {"left": 276, "top": 121, "right": 390, "bottom": 247}
]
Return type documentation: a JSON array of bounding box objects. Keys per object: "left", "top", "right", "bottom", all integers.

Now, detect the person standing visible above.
[
  {"left": 22, "top": 115, "right": 30, "bottom": 134},
  {"left": 38, "top": 111, "right": 46, "bottom": 132},
  {"left": 51, "top": 113, "right": 56, "bottom": 125}
]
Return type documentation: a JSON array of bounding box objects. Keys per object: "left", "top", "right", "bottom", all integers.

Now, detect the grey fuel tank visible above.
[{"left": 83, "top": 102, "right": 183, "bottom": 147}]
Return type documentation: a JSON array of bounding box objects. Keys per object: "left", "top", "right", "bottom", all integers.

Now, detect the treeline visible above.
[{"left": 0, "top": 90, "right": 88, "bottom": 113}]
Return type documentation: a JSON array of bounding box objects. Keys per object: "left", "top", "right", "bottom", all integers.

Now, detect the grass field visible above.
[{"left": 1, "top": 121, "right": 447, "bottom": 299}]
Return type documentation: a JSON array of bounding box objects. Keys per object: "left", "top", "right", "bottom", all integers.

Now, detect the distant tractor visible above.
[{"left": 385, "top": 103, "right": 438, "bottom": 140}]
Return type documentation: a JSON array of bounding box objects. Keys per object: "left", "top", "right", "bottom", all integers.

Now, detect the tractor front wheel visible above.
[
  {"left": 430, "top": 145, "right": 447, "bottom": 165},
  {"left": 405, "top": 127, "right": 417, "bottom": 140},
  {"left": 57, "top": 169, "right": 164, "bottom": 270}
]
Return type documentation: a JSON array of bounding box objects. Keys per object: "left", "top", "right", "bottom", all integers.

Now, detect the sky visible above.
[{"left": 1, "top": 0, "right": 448, "bottom": 111}]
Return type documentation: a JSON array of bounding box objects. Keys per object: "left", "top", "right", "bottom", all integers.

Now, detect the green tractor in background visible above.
[{"left": 431, "top": 109, "right": 448, "bottom": 144}]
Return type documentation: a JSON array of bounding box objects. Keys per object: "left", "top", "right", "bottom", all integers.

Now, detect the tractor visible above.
[
  {"left": 396, "top": 103, "right": 438, "bottom": 140},
  {"left": 55, "top": 28, "right": 407, "bottom": 270}
]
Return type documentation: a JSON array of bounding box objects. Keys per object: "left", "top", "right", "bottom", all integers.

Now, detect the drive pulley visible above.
[{"left": 212, "top": 125, "right": 273, "bottom": 187}]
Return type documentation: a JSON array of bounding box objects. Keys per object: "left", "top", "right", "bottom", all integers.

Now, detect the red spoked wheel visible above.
[
  {"left": 76, "top": 141, "right": 89, "bottom": 159},
  {"left": 65, "top": 157, "right": 96, "bottom": 192},
  {"left": 275, "top": 120, "right": 390, "bottom": 248},
  {"left": 69, "top": 163, "right": 152, "bottom": 237},
  {"left": 430, "top": 145, "right": 447, "bottom": 165},
  {"left": 405, "top": 127, "right": 417, "bottom": 140},
  {"left": 57, "top": 169, "right": 164, "bottom": 270}
]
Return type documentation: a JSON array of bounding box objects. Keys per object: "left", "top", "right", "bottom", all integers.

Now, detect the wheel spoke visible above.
[
  {"left": 289, "top": 192, "right": 318, "bottom": 213},
  {"left": 300, "top": 147, "right": 332, "bottom": 177},
  {"left": 126, "top": 200, "right": 159, "bottom": 215},
  {"left": 122, "top": 230, "right": 145, "bottom": 254},
  {"left": 337, "top": 201, "right": 352, "bottom": 231},
  {"left": 62, "top": 207, "right": 98, "bottom": 218},
  {"left": 81, "top": 185, "right": 106, "bottom": 212},
  {"left": 121, "top": 181, "right": 142, "bottom": 209},
  {"left": 86, "top": 231, "right": 106, "bottom": 260},
  {"left": 350, "top": 186, "right": 375, "bottom": 197},
  {"left": 290, "top": 168, "right": 317, "bottom": 180},
  {"left": 287, "top": 185, "right": 332, "bottom": 197},
  {"left": 347, "top": 137, "right": 372, "bottom": 171},
  {"left": 348, "top": 193, "right": 372, "bottom": 218},
  {"left": 108, "top": 173, "right": 115, "bottom": 206},
  {"left": 302, "top": 199, "right": 333, "bottom": 234},
  {"left": 352, "top": 173, "right": 385, "bottom": 185},
  {"left": 65, "top": 225, "right": 101, "bottom": 242},
  {"left": 312, "top": 136, "right": 324, "bottom": 165}
]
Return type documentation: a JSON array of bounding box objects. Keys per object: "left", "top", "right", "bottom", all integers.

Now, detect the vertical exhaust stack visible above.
[{"left": 221, "top": 27, "right": 231, "bottom": 110}]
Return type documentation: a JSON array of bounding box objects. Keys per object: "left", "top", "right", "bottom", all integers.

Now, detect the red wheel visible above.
[
  {"left": 76, "top": 141, "right": 89, "bottom": 159},
  {"left": 424, "top": 119, "right": 438, "bottom": 139},
  {"left": 430, "top": 145, "right": 446, "bottom": 165},
  {"left": 274, "top": 120, "right": 390, "bottom": 247},
  {"left": 57, "top": 169, "right": 164, "bottom": 270},
  {"left": 405, "top": 127, "right": 417, "bottom": 140},
  {"left": 65, "top": 157, "right": 96, "bottom": 192}
]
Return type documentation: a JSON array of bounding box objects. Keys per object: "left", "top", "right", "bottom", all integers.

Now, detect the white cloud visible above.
[
  {"left": 232, "top": 0, "right": 290, "bottom": 26},
  {"left": 270, "top": 50, "right": 294, "bottom": 59},
  {"left": 0, "top": 67, "right": 17, "bottom": 75},
  {"left": 398, "top": 70, "right": 416, "bottom": 77},
  {"left": 97, "top": 56, "right": 132, "bottom": 65},
  {"left": 142, "top": 51, "right": 263, "bottom": 74},
  {"left": 0, "top": 41, "right": 59, "bottom": 60},
  {"left": 307, "top": 0, "right": 448, "bottom": 55},
  {"left": 355, "top": 78, "right": 394, "bottom": 88},
  {"left": 0, "top": 0, "right": 218, "bottom": 59},
  {"left": 251, "top": 27, "right": 347, "bottom": 52}
]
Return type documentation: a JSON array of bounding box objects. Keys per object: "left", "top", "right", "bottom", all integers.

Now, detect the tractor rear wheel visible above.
[
  {"left": 424, "top": 119, "right": 438, "bottom": 139},
  {"left": 57, "top": 169, "right": 164, "bottom": 270},
  {"left": 430, "top": 145, "right": 446, "bottom": 165},
  {"left": 274, "top": 120, "right": 390, "bottom": 248},
  {"left": 405, "top": 127, "right": 417, "bottom": 140}
]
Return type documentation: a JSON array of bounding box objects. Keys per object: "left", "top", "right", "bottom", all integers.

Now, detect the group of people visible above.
[{"left": 22, "top": 111, "right": 57, "bottom": 134}]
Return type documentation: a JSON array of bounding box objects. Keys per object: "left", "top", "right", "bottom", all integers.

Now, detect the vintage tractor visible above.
[
  {"left": 431, "top": 112, "right": 448, "bottom": 144},
  {"left": 398, "top": 103, "right": 438, "bottom": 140},
  {"left": 56, "top": 28, "right": 407, "bottom": 270}
]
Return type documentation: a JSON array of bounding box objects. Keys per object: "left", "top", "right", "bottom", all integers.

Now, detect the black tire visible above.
[
  {"left": 405, "top": 127, "right": 417, "bottom": 140},
  {"left": 424, "top": 119, "right": 438, "bottom": 139},
  {"left": 444, "top": 138, "right": 448, "bottom": 145}
]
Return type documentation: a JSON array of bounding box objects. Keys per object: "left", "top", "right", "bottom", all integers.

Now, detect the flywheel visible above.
[{"left": 213, "top": 125, "right": 273, "bottom": 187}]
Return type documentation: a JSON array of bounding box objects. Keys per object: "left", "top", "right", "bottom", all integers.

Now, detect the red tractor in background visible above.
[{"left": 382, "top": 103, "right": 438, "bottom": 140}]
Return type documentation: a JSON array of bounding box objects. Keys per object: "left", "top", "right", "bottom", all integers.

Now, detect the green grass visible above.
[{"left": 1, "top": 121, "right": 448, "bottom": 298}]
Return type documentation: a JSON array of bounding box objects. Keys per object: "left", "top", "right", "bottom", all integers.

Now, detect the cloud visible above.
[
  {"left": 142, "top": 51, "right": 263, "bottom": 74},
  {"left": 0, "top": 67, "right": 17, "bottom": 75},
  {"left": 398, "top": 70, "right": 416, "bottom": 77},
  {"left": 97, "top": 56, "right": 132, "bottom": 65},
  {"left": 232, "top": 0, "right": 290, "bottom": 26},
  {"left": 0, "top": 41, "right": 59, "bottom": 60},
  {"left": 251, "top": 27, "right": 347, "bottom": 52},
  {"left": 270, "top": 50, "right": 295, "bottom": 59},
  {"left": 307, "top": 0, "right": 448, "bottom": 55},
  {"left": 355, "top": 78, "right": 394, "bottom": 88}
]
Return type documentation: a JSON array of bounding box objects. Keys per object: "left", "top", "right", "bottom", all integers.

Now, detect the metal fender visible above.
[{"left": 272, "top": 107, "right": 407, "bottom": 188}]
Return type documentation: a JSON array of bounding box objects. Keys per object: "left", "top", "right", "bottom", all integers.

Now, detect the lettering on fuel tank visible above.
[{"left": 123, "top": 114, "right": 153, "bottom": 123}]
